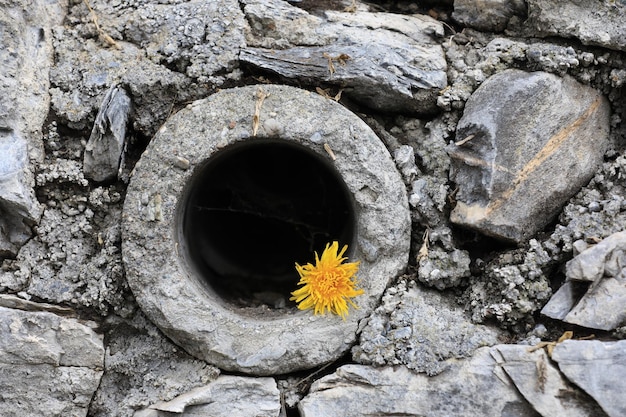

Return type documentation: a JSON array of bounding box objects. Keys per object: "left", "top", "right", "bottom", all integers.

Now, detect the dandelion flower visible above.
[{"left": 290, "top": 241, "right": 363, "bottom": 319}]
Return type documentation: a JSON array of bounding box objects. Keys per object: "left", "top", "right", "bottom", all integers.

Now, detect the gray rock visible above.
[
  {"left": 51, "top": 0, "right": 244, "bottom": 135},
  {"left": 542, "top": 231, "right": 626, "bottom": 331},
  {"left": 353, "top": 279, "right": 500, "bottom": 375},
  {"left": 493, "top": 344, "right": 606, "bottom": 417},
  {"left": 301, "top": 348, "right": 538, "bottom": 417},
  {"left": 417, "top": 246, "right": 471, "bottom": 289},
  {"left": 89, "top": 312, "right": 220, "bottom": 417},
  {"left": 84, "top": 85, "right": 132, "bottom": 182},
  {"left": 552, "top": 340, "right": 626, "bottom": 417},
  {"left": 526, "top": 0, "right": 626, "bottom": 52},
  {"left": 448, "top": 69, "right": 611, "bottom": 243},
  {"left": 0, "top": 305, "right": 104, "bottom": 417},
  {"left": 0, "top": 0, "right": 64, "bottom": 257},
  {"left": 466, "top": 239, "right": 552, "bottom": 331},
  {"left": 122, "top": 84, "right": 410, "bottom": 375},
  {"left": 453, "top": 0, "right": 527, "bottom": 32},
  {"left": 136, "top": 375, "right": 280, "bottom": 417},
  {"left": 240, "top": 0, "right": 447, "bottom": 114}
]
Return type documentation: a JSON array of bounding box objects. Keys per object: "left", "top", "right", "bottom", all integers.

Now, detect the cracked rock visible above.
[
  {"left": 552, "top": 340, "right": 626, "bottom": 417},
  {"left": 301, "top": 348, "right": 538, "bottom": 417},
  {"left": 135, "top": 375, "right": 280, "bottom": 417},
  {"left": 240, "top": 0, "right": 447, "bottom": 114},
  {"left": 0, "top": 305, "right": 104, "bottom": 417},
  {"left": 493, "top": 344, "right": 607, "bottom": 417},
  {"left": 542, "top": 231, "right": 626, "bottom": 331}
]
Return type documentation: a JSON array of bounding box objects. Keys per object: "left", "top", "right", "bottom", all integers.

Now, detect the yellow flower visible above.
[{"left": 290, "top": 241, "right": 363, "bottom": 319}]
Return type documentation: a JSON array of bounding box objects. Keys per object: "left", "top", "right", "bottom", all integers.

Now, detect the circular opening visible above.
[{"left": 179, "top": 140, "right": 356, "bottom": 308}]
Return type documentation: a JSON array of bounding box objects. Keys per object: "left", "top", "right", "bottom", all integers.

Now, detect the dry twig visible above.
[
  {"left": 83, "top": 0, "right": 120, "bottom": 49},
  {"left": 252, "top": 87, "right": 270, "bottom": 136}
]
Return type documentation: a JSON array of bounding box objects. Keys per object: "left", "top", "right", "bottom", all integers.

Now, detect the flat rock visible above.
[
  {"left": 542, "top": 231, "right": 626, "bottom": 330},
  {"left": 552, "top": 340, "right": 626, "bottom": 417},
  {"left": 240, "top": 0, "right": 447, "bottom": 114},
  {"left": 452, "top": 0, "right": 527, "bottom": 32},
  {"left": 300, "top": 348, "right": 538, "bottom": 417},
  {"left": 0, "top": 305, "right": 104, "bottom": 417},
  {"left": 526, "top": 0, "right": 626, "bottom": 52},
  {"left": 493, "top": 344, "right": 606, "bottom": 417},
  {"left": 448, "top": 69, "right": 610, "bottom": 243},
  {"left": 136, "top": 375, "right": 280, "bottom": 417}
]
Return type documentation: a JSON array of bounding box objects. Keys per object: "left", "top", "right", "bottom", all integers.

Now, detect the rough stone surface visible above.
[
  {"left": 83, "top": 84, "right": 132, "bottom": 182},
  {"left": 301, "top": 349, "right": 539, "bottom": 417},
  {"left": 240, "top": 0, "right": 447, "bottom": 113},
  {"left": 448, "top": 69, "right": 611, "bottom": 243},
  {"left": 89, "top": 311, "right": 220, "bottom": 417},
  {"left": 1, "top": 0, "right": 626, "bottom": 413},
  {"left": 0, "top": 305, "right": 104, "bottom": 417},
  {"left": 50, "top": 0, "right": 244, "bottom": 135},
  {"left": 136, "top": 375, "right": 280, "bottom": 417},
  {"left": 465, "top": 239, "right": 553, "bottom": 331},
  {"left": 123, "top": 84, "right": 410, "bottom": 375},
  {"left": 493, "top": 344, "right": 607, "bottom": 417},
  {"left": 526, "top": 0, "right": 626, "bottom": 52},
  {"left": 542, "top": 231, "right": 626, "bottom": 330},
  {"left": 453, "top": 0, "right": 527, "bottom": 32},
  {"left": 552, "top": 340, "right": 626, "bottom": 417},
  {"left": 0, "top": 0, "right": 65, "bottom": 257},
  {"left": 353, "top": 279, "right": 500, "bottom": 375}
]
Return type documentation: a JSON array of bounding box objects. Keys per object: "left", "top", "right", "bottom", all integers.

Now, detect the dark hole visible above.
[{"left": 180, "top": 140, "right": 356, "bottom": 308}]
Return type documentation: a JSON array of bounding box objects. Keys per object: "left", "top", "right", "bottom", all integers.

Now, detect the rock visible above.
[
  {"left": 466, "top": 239, "right": 552, "bottom": 331},
  {"left": 552, "top": 340, "right": 626, "bottom": 417},
  {"left": 353, "top": 279, "right": 500, "bottom": 375},
  {"left": 88, "top": 312, "right": 220, "bottom": 417},
  {"left": 0, "top": 305, "right": 104, "bottom": 417},
  {"left": 0, "top": 0, "right": 64, "bottom": 257},
  {"left": 301, "top": 348, "right": 538, "bottom": 417},
  {"left": 542, "top": 231, "right": 626, "bottom": 331},
  {"left": 136, "top": 375, "right": 280, "bottom": 417},
  {"left": 240, "top": 0, "right": 447, "bottom": 114},
  {"left": 452, "top": 0, "right": 527, "bottom": 32},
  {"left": 83, "top": 84, "right": 132, "bottom": 182},
  {"left": 448, "top": 69, "right": 611, "bottom": 243},
  {"left": 493, "top": 345, "right": 606, "bottom": 417},
  {"left": 417, "top": 246, "right": 471, "bottom": 289},
  {"left": 51, "top": 0, "right": 245, "bottom": 135},
  {"left": 526, "top": 0, "right": 626, "bottom": 52}
]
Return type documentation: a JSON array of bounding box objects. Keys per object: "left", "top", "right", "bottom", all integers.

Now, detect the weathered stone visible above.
[
  {"left": 526, "top": 0, "right": 626, "bottom": 52},
  {"left": 301, "top": 348, "right": 538, "bottom": 417},
  {"left": 353, "top": 279, "right": 500, "bottom": 375},
  {"left": 136, "top": 376, "right": 280, "bottom": 417},
  {"left": 452, "top": 0, "right": 527, "bottom": 32},
  {"left": 0, "top": 0, "right": 64, "bottom": 257},
  {"left": 88, "top": 312, "right": 220, "bottom": 417},
  {"left": 0, "top": 305, "right": 104, "bottom": 417},
  {"left": 466, "top": 239, "right": 552, "bottom": 331},
  {"left": 542, "top": 231, "right": 626, "bottom": 331},
  {"left": 240, "top": 0, "right": 447, "bottom": 114},
  {"left": 123, "top": 84, "right": 410, "bottom": 375},
  {"left": 552, "top": 340, "right": 626, "bottom": 417},
  {"left": 493, "top": 345, "right": 606, "bottom": 417},
  {"left": 84, "top": 84, "right": 132, "bottom": 182},
  {"left": 448, "top": 69, "right": 611, "bottom": 243}
]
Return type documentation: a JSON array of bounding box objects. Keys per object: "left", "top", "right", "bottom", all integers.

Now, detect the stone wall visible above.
[{"left": 1, "top": 0, "right": 625, "bottom": 416}]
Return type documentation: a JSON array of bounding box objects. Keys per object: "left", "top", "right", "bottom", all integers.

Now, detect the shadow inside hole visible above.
[{"left": 180, "top": 140, "right": 356, "bottom": 308}]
